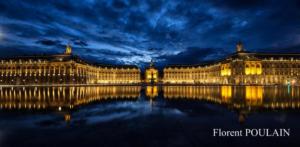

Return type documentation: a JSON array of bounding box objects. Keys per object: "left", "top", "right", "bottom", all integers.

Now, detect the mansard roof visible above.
[
  {"left": 164, "top": 51, "right": 300, "bottom": 69},
  {"left": 226, "top": 51, "right": 300, "bottom": 60},
  {"left": 95, "top": 63, "right": 139, "bottom": 69},
  {"left": 165, "top": 61, "right": 216, "bottom": 69},
  {"left": 0, "top": 53, "right": 139, "bottom": 69},
  {"left": 0, "top": 54, "right": 73, "bottom": 61}
]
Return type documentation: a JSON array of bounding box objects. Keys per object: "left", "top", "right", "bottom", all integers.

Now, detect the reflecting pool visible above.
[{"left": 0, "top": 86, "right": 300, "bottom": 147}]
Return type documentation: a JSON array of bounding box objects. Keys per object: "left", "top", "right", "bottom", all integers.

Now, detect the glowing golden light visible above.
[
  {"left": 245, "top": 62, "right": 262, "bottom": 75},
  {"left": 292, "top": 80, "right": 296, "bottom": 85},
  {"left": 0, "top": 41, "right": 298, "bottom": 86},
  {"left": 146, "top": 86, "right": 158, "bottom": 98},
  {"left": 0, "top": 45, "right": 141, "bottom": 85},
  {"left": 245, "top": 86, "right": 263, "bottom": 105},
  {"left": 1, "top": 86, "right": 300, "bottom": 114},
  {"left": 65, "top": 44, "right": 72, "bottom": 54},
  {"left": 221, "top": 86, "right": 232, "bottom": 101},
  {"left": 0, "top": 86, "right": 141, "bottom": 110},
  {"left": 64, "top": 114, "right": 71, "bottom": 122},
  {"left": 145, "top": 65, "right": 158, "bottom": 83},
  {"left": 221, "top": 63, "right": 231, "bottom": 76}
]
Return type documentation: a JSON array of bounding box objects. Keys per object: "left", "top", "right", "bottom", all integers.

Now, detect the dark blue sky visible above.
[{"left": 0, "top": 0, "right": 300, "bottom": 68}]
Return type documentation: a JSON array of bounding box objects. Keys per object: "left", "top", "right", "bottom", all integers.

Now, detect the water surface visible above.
[{"left": 0, "top": 86, "right": 300, "bottom": 147}]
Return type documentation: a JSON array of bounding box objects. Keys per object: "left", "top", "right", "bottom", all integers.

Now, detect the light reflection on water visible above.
[
  {"left": 0, "top": 85, "right": 299, "bottom": 125},
  {"left": 1, "top": 86, "right": 299, "bottom": 109},
  {"left": 0, "top": 86, "right": 300, "bottom": 146},
  {"left": 164, "top": 86, "right": 300, "bottom": 108}
]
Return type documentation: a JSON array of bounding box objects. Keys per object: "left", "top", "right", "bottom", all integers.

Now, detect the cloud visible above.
[
  {"left": 0, "top": 0, "right": 299, "bottom": 67},
  {"left": 36, "top": 39, "right": 62, "bottom": 46},
  {"left": 160, "top": 47, "right": 228, "bottom": 65},
  {"left": 211, "top": 0, "right": 268, "bottom": 10},
  {"left": 0, "top": 45, "right": 59, "bottom": 58},
  {"left": 254, "top": 44, "right": 300, "bottom": 53},
  {"left": 72, "top": 39, "right": 88, "bottom": 47}
]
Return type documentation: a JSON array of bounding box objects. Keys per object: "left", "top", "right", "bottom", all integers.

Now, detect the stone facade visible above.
[
  {"left": 163, "top": 43, "right": 300, "bottom": 85},
  {"left": 0, "top": 46, "right": 141, "bottom": 85}
]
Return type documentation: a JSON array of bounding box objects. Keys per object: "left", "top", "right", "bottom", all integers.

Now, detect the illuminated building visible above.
[
  {"left": 163, "top": 42, "right": 300, "bottom": 85},
  {"left": 0, "top": 45, "right": 141, "bottom": 85},
  {"left": 1, "top": 42, "right": 300, "bottom": 85},
  {"left": 145, "top": 60, "right": 159, "bottom": 83}
]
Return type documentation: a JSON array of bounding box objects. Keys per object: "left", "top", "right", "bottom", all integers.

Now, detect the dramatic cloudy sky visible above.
[{"left": 0, "top": 0, "right": 300, "bottom": 68}]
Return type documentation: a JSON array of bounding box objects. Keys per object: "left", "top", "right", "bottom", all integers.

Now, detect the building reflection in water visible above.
[
  {"left": 164, "top": 86, "right": 300, "bottom": 109},
  {"left": 164, "top": 85, "right": 300, "bottom": 123},
  {"left": 1, "top": 85, "right": 300, "bottom": 122},
  {"left": 0, "top": 86, "right": 141, "bottom": 111},
  {"left": 146, "top": 86, "right": 158, "bottom": 99},
  {"left": 245, "top": 86, "right": 263, "bottom": 106},
  {"left": 221, "top": 86, "right": 232, "bottom": 102}
]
